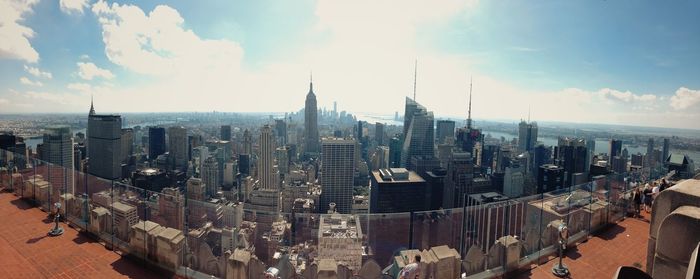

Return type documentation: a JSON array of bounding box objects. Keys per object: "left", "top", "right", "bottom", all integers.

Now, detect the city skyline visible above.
[{"left": 2, "top": 0, "right": 700, "bottom": 130}]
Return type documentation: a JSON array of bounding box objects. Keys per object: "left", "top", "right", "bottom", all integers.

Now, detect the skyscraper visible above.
[
  {"left": 304, "top": 76, "right": 319, "bottom": 155},
  {"left": 274, "top": 119, "right": 287, "bottom": 146},
  {"left": 662, "top": 138, "right": 670, "bottom": 164},
  {"left": 375, "top": 122, "right": 385, "bottom": 146},
  {"left": 242, "top": 129, "right": 252, "bottom": 155},
  {"left": 517, "top": 120, "right": 538, "bottom": 153},
  {"left": 168, "top": 126, "right": 188, "bottom": 170},
  {"left": 456, "top": 79, "right": 483, "bottom": 157},
  {"left": 401, "top": 97, "right": 435, "bottom": 169},
  {"left": 42, "top": 126, "right": 75, "bottom": 194},
  {"left": 610, "top": 139, "right": 623, "bottom": 158},
  {"left": 88, "top": 106, "right": 122, "bottom": 180},
  {"left": 443, "top": 152, "right": 473, "bottom": 208},
  {"left": 148, "top": 127, "right": 166, "bottom": 160},
  {"left": 258, "top": 125, "right": 277, "bottom": 190},
  {"left": 554, "top": 137, "right": 588, "bottom": 186},
  {"left": 220, "top": 125, "right": 232, "bottom": 141},
  {"left": 320, "top": 138, "right": 356, "bottom": 214},
  {"left": 647, "top": 138, "right": 655, "bottom": 167},
  {"left": 436, "top": 120, "right": 455, "bottom": 145},
  {"left": 202, "top": 156, "right": 220, "bottom": 198},
  {"left": 120, "top": 128, "right": 133, "bottom": 164},
  {"left": 389, "top": 136, "right": 402, "bottom": 168}
]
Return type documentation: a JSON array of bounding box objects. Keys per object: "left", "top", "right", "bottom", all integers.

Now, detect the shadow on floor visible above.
[
  {"left": 597, "top": 224, "right": 627, "bottom": 240},
  {"left": 26, "top": 235, "right": 48, "bottom": 244},
  {"left": 9, "top": 196, "right": 35, "bottom": 210},
  {"left": 110, "top": 256, "right": 171, "bottom": 279},
  {"left": 566, "top": 245, "right": 583, "bottom": 260}
]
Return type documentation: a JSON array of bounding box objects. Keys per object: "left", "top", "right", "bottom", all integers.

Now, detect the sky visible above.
[{"left": 1, "top": 0, "right": 700, "bottom": 129}]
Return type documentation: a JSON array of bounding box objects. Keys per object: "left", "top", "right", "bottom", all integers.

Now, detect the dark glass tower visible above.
[{"left": 148, "top": 127, "right": 166, "bottom": 160}]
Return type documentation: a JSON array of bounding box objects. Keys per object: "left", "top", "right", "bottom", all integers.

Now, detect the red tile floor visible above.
[
  {"left": 514, "top": 211, "right": 651, "bottom": 279},
  {"left": 0, "top": 192, "right": 168, "bottom": 279}
]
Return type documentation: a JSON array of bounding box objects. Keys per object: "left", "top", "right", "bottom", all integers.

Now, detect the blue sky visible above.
[{"left": 1, "top": 0, "right": 700, "bottom": 129}]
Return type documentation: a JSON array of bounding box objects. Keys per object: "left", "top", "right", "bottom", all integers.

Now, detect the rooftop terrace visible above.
[{"left": 0, "top": 192, "right": 164, "bottom": 279}]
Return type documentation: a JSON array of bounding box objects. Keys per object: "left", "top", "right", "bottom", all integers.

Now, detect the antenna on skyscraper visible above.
[
  {"left": 309, "top": 70, "right": 313, "bottom": 93},
  {"left": 413, "top": 59, "right": 418, "bottom": 101},
  {"left": 528, "top": 105, "right": 531, "bottom": 123},
  {"left": 467, "top": 76, "right": 473, "bottom": 129}
]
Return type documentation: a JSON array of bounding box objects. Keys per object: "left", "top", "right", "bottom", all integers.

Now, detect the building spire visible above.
[
  {"left": 309, "top": 70, "right": 314, "bottom": 94},
  {"left": 413, "top": 59, "right": 417, "bottom": 101},
  {"left": 467, "top": 76, "right": 473, "bottom": 129},
  {"left": 528, "top": 105, "right": 531, "bottom": 123},
  {"left": 89, "top": 93, "right": 95, "bottom": 115}
]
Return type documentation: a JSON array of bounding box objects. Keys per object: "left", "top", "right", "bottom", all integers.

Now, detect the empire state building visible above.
[{"left": 304, "top": 76, "right": 320, "bottom": 155}]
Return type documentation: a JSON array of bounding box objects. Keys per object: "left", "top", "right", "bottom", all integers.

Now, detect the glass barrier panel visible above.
[
  {"left": 33, "top": 159, "right": 51, "bottom": 212},
  {"left": 65, "top": 169, "right": 89, "bottom": 229}
]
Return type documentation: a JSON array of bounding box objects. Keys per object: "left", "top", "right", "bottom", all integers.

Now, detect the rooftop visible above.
[
  {"left": 516, "top": 211, "right": 651, "bottom": 279},
  {"left": 0, "top": 192, "right": 166, "bottom": 279}
]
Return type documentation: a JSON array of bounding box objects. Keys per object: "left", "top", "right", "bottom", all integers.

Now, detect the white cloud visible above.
[
  {"left": 23, "top": 65, "right": 52, "bottom": 79},
  {"left": 0, "top": 98, "right": 9, "bottom": 105},
  {"left": 0, "top": 0, "right": 40, "bottom": 62},
  {"left": 19, "top": 76, "right": 42, "bottom": 86},
  {"left": 669, "top": 87, "right": 700, "bottom": 110},
  {"left": 91, "top": 0, "right": 243, "bottom": 76},
  {"left": 77, "top": 62, "right": 114, "bottom": 80},
  {"left": 67, "top": 82, "right": 92, "bottom": 92},
  {"left": 59, "top": 0, "right": 89, "bottom": 15}
]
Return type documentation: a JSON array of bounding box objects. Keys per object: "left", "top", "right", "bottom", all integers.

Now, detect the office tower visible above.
[
  {"left": 276, "top": 146, "right": 289, "bottom": 175},
  {"left": 503, "top": 165, "right": 524, "bottom": 198},
  {"left": 517, "top": 120, "right": 538, "bottom": 153},
  {"left": 304, "top": 76, "right": 320, "bottom": 155},
  {"left": 42, "top": 126, "right": 75, "bottom": 194},
  {"left": 112, "top": 202, "right": 138, "bottom": 241},
  {"left": 375, "top": 122, "right": 385, "bottom": 145},
  {"left": 317, "top": 215, "right": 363, "bottom": 271},
  {"left": 610, "top": 139, "right": 622, "bottom": 158},
  {"left": 662, "top": 138, "right": 670, "bottom": 164},
  {"left": 148, "top": 127, "right": 166, "bottom": 160},
  {"left": 258, "top": 125, "right": 277, "bottom": 190},
  {"left": 456, "top": 80, "right": 483, "bottom": 156},
  {"left": 554, "top": 138, "right": 588, "bottom": 186},
  {"left": 436, "top": 120, "right": 456, "bottom": 145},
  {"left": 537, "top": 164, "right": 565, "bottom": 193},
  {"left": 586, "top": 137, "right": 596, "bottom": 172},
  {"left": 238, "top": 154, "right": 250, "bottom": 176},
  {"left": 532, "top": 144, "right": 552, "bottom": 174},
  {"left": 242, "top": 129, "right": 252, "bottom": 155},
  {"left": 201, "top": 157, "right": 220, "bottom": 198},
  {"left": 631, "top": 153, "right": 644, "bottom": 167},
  {"left": 370, "top": 168, "right": 429, "bottom": 213},
  {"left": 186, "top": 177, "right": 206, "bottom": 201},
  {"left": 120, "top": 128, "right": 133, "bottom": 164},
  {"left": 371, "top": 146, "right": 390, "bottom": 170},
  {"left": 274, "top": 119, "right": 287, "bottom": 146},
  {"left": 88, "top": 106, "right": 122, "bottom": 180},
  {"left": 167, "top": 126, "right": 188, "bottom": 169},
  {"left": 223, "top": 161, "right": 237, "bottom": 187},
  {"left": 332, "top": 101, "right": 338, "bottom": 119},
  {"left": 389, "top": 136, "right": 402, "bottom": 168},
  {"left": 0, "top": 133, "right": 15, "bottom": 151},
  {"left": 443, "top": 152, "right": 474, "bottom": 208},
  {"left": 159, "top": 187, "right": 185, "bottom": 230},
  {"left": 401, "top": 97, "right": 435, "bottom": 169},
  {"left": 220, "top": 125, "right": 231, "bottom": 141},
  {"left": 647, "top": 138, "right": 655, "bottom": 167},
  {"left": 320, "top": 138, "right": 356, "bottom": 214},
  {"left": 611, "top": 156, "right": 628, "bottom": 174}
]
